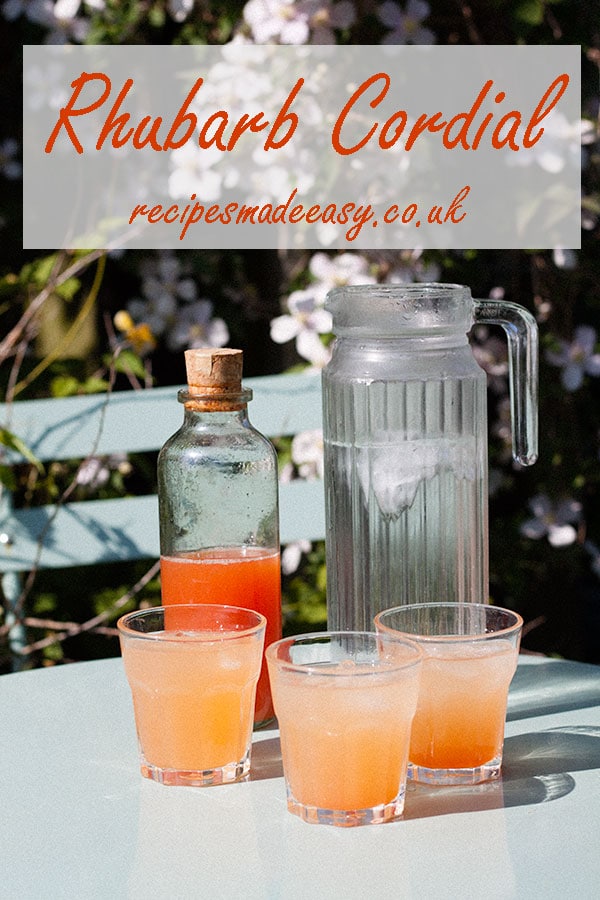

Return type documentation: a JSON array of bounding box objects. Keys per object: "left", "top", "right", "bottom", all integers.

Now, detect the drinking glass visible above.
[
  {"left": 118, "top": 604, "right": 266, "bottom": 786},
  {"left": 266, "top": 631, "right": 422, "bottom": 826},
  {"left": 375, "top": 603, "right": 523, "bottom": 785}
]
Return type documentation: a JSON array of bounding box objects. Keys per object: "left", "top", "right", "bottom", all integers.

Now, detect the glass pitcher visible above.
[{"left": 322, "top": 283, "right": 538, "bottom": 632}]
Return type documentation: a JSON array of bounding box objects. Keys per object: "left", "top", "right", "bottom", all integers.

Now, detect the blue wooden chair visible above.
[{"left": 0, "top": 371, "right": 324, "bottom": 668}]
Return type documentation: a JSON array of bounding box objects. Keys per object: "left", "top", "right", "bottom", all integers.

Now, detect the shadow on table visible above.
[
  {"left": 249, "top": 660, "right": 600, "bottom": 818},
  {"left": 250, "top": 726, "right": 600, "bottom": 818},
  {"left": 407, "top": 643, "right": 600, "bottom": 819},
  {"left": 403, "top": 725, "right": 600, "bottom": 820}
]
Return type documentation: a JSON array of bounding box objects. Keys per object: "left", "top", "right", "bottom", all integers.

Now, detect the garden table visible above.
[{"left": 1, "top": 654, "right": 600, "bottom": 899}]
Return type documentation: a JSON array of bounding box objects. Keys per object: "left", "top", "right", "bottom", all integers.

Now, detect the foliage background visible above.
[{"left": 1, "top": 0, "right": 599, "bottom": 671}]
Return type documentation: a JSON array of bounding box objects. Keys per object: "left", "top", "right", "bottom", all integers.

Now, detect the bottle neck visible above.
[
  {"left": 178, "top": 386, "right": 252, "bottom": 415},
  {"left": 181, "top": 405, "right": 249, "bottom": 428}
]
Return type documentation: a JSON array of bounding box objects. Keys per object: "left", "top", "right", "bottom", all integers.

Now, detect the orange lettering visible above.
[
  {"left": 129, "top": 203, "right": 149, "bottom": 223},
  {"left": 45, "top": 72, "right": 111, "bottom": 154},
  {"left": 405, "top": 112, "right": 446, "bottom": 151},
  {"left": 226, "top": 112, "right": 269, "bottom": 150},
  {"left": 147, "top": 204, "right": 164, "bottom": 223},
  {"left": 96, "top": 78, "right": 136, "bottom": 149},
  {"left": 444, "top": 80, "right": 494, "bottom": 150},
  {"left": 199, "top": 111, "right": 229, "bottom": 151},
  {"left": 523, "top": 73, "right": 570, "bottom": 148},
  {"left": 163, "top": 204, "right": 180, "bottom": 224},
  {"left": 205, "top": 204, "right": 221, "bottom": 223},
  {"left": 264, "top": 77, "right": 304, "bottom": 150},
  {"left": 445, "top": 185, "right": 470, "bottom": 223},
  {"left": 163, "top": 79, "right": 202, "bottom": 150},
  {"left": 379, "top": 110, "right": 407, "bottom": 150},
  {"left": 133, "top": 116, "right": 163, "bottom": 151},
  {"left": 331, "top": 72, "right": 390, "bottom": 156},
  {"left": 491, "top": 112, "right": 521, "bottom": 150}
]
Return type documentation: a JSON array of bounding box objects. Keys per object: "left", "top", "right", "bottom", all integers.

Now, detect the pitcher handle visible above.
[{"left": 474, "top": 299, "right": 538, "bottom": 466}]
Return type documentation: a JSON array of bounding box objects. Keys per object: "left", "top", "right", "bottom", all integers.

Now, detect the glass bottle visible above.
[
  {"left": 158, "top": 348, "right": 281, "bottom": 728},
  {"left": 322, "top": 283, "right": 538, "bottom": 632}
]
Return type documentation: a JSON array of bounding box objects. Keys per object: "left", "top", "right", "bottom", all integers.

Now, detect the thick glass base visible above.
[
  {"left": 286, "top": 789, "right": 406, "bottom": 827},
  {"left": 409, "top": 756, "right": 502, "bottom": 786},
  {"left": 140, "top": 749, "right": 251, "bottom": 787}
]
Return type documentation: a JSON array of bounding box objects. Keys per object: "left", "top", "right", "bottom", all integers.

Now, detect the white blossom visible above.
[
  {"left": 291, "top": 429, "right": 324, "bottom": 480},
  {"left": 0, "top": 138, "right": 21, "bottom": 180},
  {"left": 546, "top": 325, "right": 600, "bottom": 391},
  {"left": 24, "top": 61, "right": 70, "bottom": 112},
  {"left": 377, "top": 0, "right": 435, "bottom": 45},
  {"left": 168, "top": 143, "right": 225, "bottom": 202},
  {"left": 2, "top": 0, "right": 52, "bottom": 23},
  {"left": 10, "top": 0, "right": 92, "bottom": 43},
  {"left": 244, "top": 0, "right": 311, "bottom": 44},
  {"left": 308, "top": 251, "right": 376, "bottom": 301},
  {"left": 584, "top": 540, "right": 600, "bottom": 580},
  {"left": 552, "top": 247, "right": 577, "bottom": 270},
  {"left": 306, "top": 0, "right": 355, "bottom": 43},
  {"left": 270, "top": 287, "right": 332, "bottom": 366},
  {"left": 243, "top": 0, "right": 354, "bottom": 45},
  {"left": 383, "top": 248, "right": 441, "bottom": 284},
  {"left": 471, "top": 327, "right": 509, "bottom": 395},
  {"left": 126, "top": 252, "right": 226, "bottom": 356},
  {"left": 166, "top": 300, "right": 229, "bottom": 352},
  {"left": 126, "top": 253, "right": 229, "bottom": 354},
  {"left": 76, "top": 454, "right": 131, "bottom": 492},
  {"left": 141, "top": 251, "right": 197, "bottom": 307},
  {"left": 506, "top": 112, "right": 594, "bottom": 174},
  {"left": 271, "top": 253, "right": 378, "bottom": 366},
  {"left": 168, "top": 0, "right": 194, "bottom": 23},
  {"left": 281, "top": 539, "right": 312, "bottom": 574},
  {"left": 520, "top": 494, "right": 582, "bottom": 548}
]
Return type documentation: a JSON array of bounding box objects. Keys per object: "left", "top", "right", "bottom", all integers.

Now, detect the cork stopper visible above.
[
  {"left": 181, "top": 349, "right": 250, "bottom": 411},
  {"left": 185, "top": 348, "right": 242, "bottom": 393}
]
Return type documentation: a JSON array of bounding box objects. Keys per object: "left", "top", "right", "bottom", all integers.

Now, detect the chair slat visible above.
[
  {"left": 0, "top": 372, "right": 325, "bottom": 578},
  {"left": 1, "top": 480, "right": 325, "bottom": 573},
  {"left": 0, "top": 372, "right": 322, "bottom": 462}
]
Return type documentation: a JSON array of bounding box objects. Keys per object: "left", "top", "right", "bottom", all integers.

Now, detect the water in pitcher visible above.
[
  {"left": 322, "top": 282, "right": 538, "bottom": 634},
  {"left": 324, "top": 381, "right": 488, "bottom": 632}
]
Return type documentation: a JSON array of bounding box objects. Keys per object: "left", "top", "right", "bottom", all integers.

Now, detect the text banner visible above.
[{"left": 23, "top": 44, "right": 581, "bottom": 250}]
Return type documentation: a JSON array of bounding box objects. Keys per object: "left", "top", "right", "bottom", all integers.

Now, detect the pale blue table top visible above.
[{"left": 1, "top": 655, "right": 600, "bottom": 899}]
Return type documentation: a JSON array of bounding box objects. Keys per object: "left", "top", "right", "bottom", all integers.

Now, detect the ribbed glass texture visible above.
[{"left": 323, "top": 285, "right": 493, "bottom": 632}]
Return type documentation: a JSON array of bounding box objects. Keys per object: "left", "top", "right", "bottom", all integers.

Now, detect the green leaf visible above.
[
  {"left": 148, "top": 3, "right": 165, "bottom": 27},
  {"left": 0, "top": 428, "right": 44, "bottom": 472},
  {"left": 19, "top": 254, "right": 58, "bottom": 287},
  {"left": 316, "top": 562, "right": 327, "bottom": 593},
  {"left": 50, "top": 375, "right": 81, "bottom": 398},
  {"left": 32, "top": 593, "right": 59, "bottom": 616},
  {"left": 83, "top": 377, "right": 110, "bottom": 394},
  {"left": 112, "top": 349, "right": 147, "bottom": 379},
  {"left": 515, "top": 0, "right": 544, "bottom": 25},
  {"left": 0, "top": 464, "right": 17, "bottom": 489},
  {"left": 43, "top": 642, "right": 64, "bottom": 662},
  {"left": 55, "top": 276, "right": 81, "bottom": 301}
]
